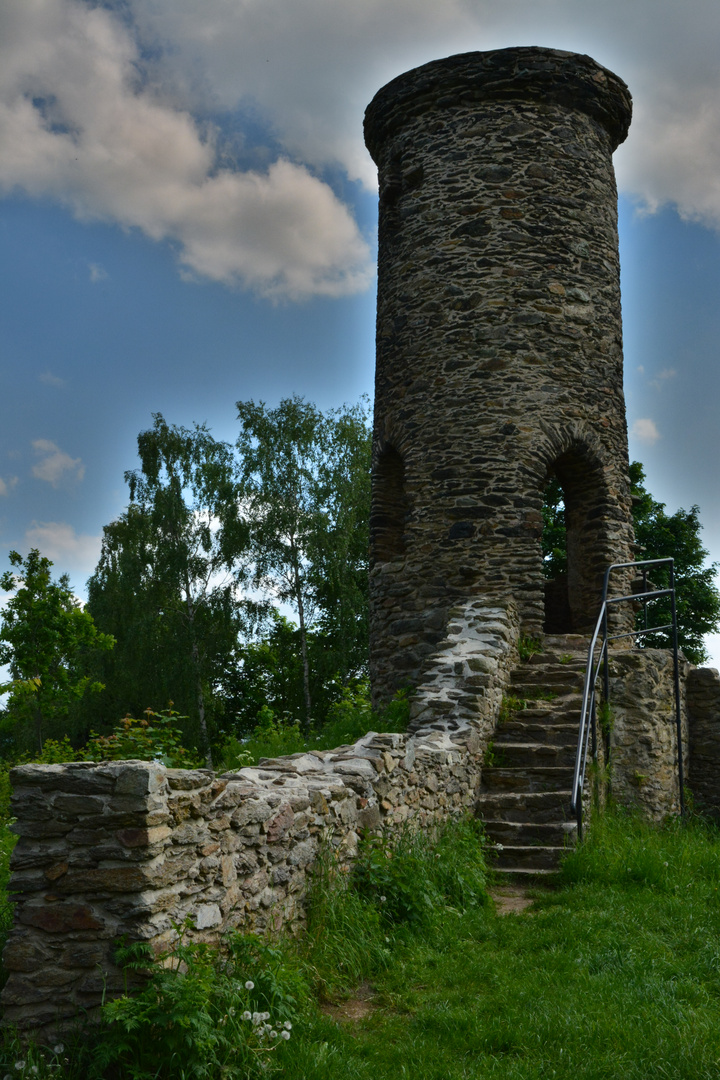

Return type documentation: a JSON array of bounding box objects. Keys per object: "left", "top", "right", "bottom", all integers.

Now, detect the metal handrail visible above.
[{"left": 571, "top": 557, "right": 684, "bottom": 840}]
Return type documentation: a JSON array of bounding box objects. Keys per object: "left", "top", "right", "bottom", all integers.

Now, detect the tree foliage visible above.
[
  {"left": 628, "top": 461, "right": 720, "bottom": 663},
  {"left": 0, "top": 549, "right": 114, "bottom": 753},
  {"left": 236, "top": 395, "right": 371, "bottom": 731},
  {"left": 87, "top": 415, "right": 247, "bottom": 764}
]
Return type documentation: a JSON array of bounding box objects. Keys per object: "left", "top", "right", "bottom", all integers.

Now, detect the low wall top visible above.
[{"left": 364, "top": 47, "right": 632, "bottom": 158}]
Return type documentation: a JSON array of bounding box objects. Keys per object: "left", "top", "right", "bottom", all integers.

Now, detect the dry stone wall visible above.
[
  {"left": 1, "top": 601, "right": 518, "bottom": 1039},
  {"left": 365, "top": 47, "right": 636, "bottom": 706},
  {"left": 686, "top": 666, "right": 720, "bottom": 818}
]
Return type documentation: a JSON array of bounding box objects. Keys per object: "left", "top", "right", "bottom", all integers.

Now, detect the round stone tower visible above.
[{"left": 364, "top": 47, "right": 635, "bottom": 704}]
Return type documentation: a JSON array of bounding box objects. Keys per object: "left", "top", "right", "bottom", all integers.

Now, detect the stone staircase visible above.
[{"left": 477, "top": 634, "right": 589, "bottom": 878}]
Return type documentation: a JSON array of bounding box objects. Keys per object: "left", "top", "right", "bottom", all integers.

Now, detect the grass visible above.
[{"left": 3, "top": 811, "right": 720, "bottom": 1078}]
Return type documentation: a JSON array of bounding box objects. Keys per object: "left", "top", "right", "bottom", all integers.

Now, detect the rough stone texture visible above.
[
  {"left": 1, "top": 602, "right": 515, "bottom": 1038},
  {"left": 686, "top": 666, "right": 720, "bottom": 818},
  {"left": 364, "top": 47, "right": 636, "bottom": 706},
  {"left": 607, "top": 649, "right": 690, "bottom": 819},
  {"left": 408, "top": 600, "right": 519, "bottom": 738}
]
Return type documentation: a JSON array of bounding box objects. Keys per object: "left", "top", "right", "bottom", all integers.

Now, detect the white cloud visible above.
[
  {"left": 0, "top": 0, "right": 371, "bottom": 300},
  {"left": 38, "top": 370, "right": 65, "bottom": 387},
  {"left": 31, "top": 438, "right": 85, "bottom": 486},
  {"left": 2, "top": 0, "right": 720, "bottom": 302},
  {"left": 128, "top": 0, "right": 720, "bottom": 226},
  {"left": 23, "top": 521, "right": 101, "bottom": 577},
  {"left": 0, "top": 476, "right": 18, "bottom": 497},
  {"left": 88, "top": 262, "right": 107, "bottom": 283},
  {"left": 630, "top": 418, "right": 661, "bottom": 445}
]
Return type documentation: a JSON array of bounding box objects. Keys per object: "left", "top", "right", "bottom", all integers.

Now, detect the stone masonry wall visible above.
[
  {"left": 608, "top": 649, "right": 690, "bottom": 820},
  {"left": 686, "top": 666, "right": 720, "bottom": 818},
  {"left": 365, "top": 47, "right": 636, "bottom": 707},
  {"left": 1, "top": 601, "right": 518, "bottom": 1038}
]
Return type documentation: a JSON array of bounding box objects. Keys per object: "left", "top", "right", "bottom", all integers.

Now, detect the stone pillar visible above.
[
  {"left": 686, "top": 666, "right": 720, "bottom": 818},
  {"left": 364, "top": 47, "right": 635, "bottom": 704}
]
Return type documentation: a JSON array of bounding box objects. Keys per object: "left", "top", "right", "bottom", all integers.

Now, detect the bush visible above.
[
  {"left": 84, "top": 707, "right": 203, "bottom": 768},
  {"left": 220, "top": 685, "right": 410, "bottom": 771},
  {"left": 92, "top": 921, "right": 308, "bottom": 1080}
]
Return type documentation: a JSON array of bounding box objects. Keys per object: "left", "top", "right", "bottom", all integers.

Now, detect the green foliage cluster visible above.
[
  {"left": 0, "top": 549, "right": 114, "bottom": 755},
  {"left": 93, "top": 925, "right": 304, "bottom": 1080},
  {"left": 351, "top": 818, "right": 489, "bottom": 929},
  {"left": 83, "top": 708, "right": 203, "bottom": 769},
  {"left": 220, "top": 684, "right": 409, "bottom": 771},
  {"left": 629, "top": 461, "right": 720, "bottom": 663}
]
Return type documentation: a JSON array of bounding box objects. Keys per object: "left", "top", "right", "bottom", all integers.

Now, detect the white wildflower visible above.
[
  {"left": 380, "top": 895, "right": 386, "bottom": 903},
  {"left": 245, "top": 980, "right": 255, "bottom": 990},
  {"left": 228, "top": 1007, "right": 236, "bottom": 1017},
  {"left": 243, "top": 1010, "right": 252, "bottom": 1021},
  {"left": 283, "top": 1021, "right": 292, "bottom": 1030},
  {"left": 14, "top": 1065, "right": 25, "bottom": 1072},
  {"left": 281, "top": 1030, "right": 291, "bottom": 1040},
  {"left": 270, "top": 1030, "right": 278, "bottom": 1039}
]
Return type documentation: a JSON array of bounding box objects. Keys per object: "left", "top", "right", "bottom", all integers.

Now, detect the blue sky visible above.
[{"left": 1, "top": 0, "right": 719, "bottom": 663}]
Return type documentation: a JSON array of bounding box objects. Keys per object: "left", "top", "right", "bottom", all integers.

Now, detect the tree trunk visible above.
[
  {"left": 192, "top": 638, "right": 213, "bottom": 770},
  {"left": 185, "top": 580, "right": 213, "bottom": 769},
  {"left": 291, "top": 546, "right": 313, "bottom": 733}
]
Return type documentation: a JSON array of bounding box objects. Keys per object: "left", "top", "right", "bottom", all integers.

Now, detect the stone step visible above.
[
  {"left": 476, "top": 789, "right": 574, "bottom": 823},
  {"left": 542, "top": 635, "right": 590, "bottom": 651},
  {"left": 483, "top": 819, "right": 576, "bottom": 846},
  {"left": 502, "top": 701, "right": 583, "bottom": 724},
  {"left": 509, "top": 680, "right": 582, "bottom": 698},
  {"left": 495, "top": 721, "right": 577, "bottom": 746},
  {"left": 525, "top": 652, "right": 587, "bottom": 669},
  {"left": 491, "top": 844, "right": 567, "bottom": 870},
  {"left": 493, "top": 867, "right": 558, "bottom": 883},
  {"left": 481, "top": 766, "right": 574, "bottom": 794},
  {"left": 511, "top": 664, "right": 585, "bottom": 683},
  {"left": 489, "top": 742, "right": 576, "bottom": 769}
]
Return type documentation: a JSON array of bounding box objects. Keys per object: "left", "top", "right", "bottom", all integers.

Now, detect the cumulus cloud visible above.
[
  {"left": 24, "top": 521, "right": 101, "bottom": 577},
  {"left": 0, "top": 477, "right": 18, "bottom": 497},
  {"left": 630, "top": 418, "right": 661, "bottom": 445},
  {"left": 2, "top": 0, "right": 720, "bottom": 301},
  {"left": 0, "top": 0, "right": 371, "bottom": 300},
  {"left": 31, "top": 438, "right": 85, "bottom": 486},
  {"left": 128, "top": 0, "right": 720, "bottom": 228}
]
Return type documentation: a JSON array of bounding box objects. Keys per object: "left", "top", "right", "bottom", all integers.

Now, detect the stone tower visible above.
[{"left": 364, "top": 47, "right": 635, "bottom": 704}]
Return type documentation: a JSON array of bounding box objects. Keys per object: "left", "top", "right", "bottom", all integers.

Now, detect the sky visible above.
[{"left": 0, "top": 0, "right": 719, "bottom": 663}]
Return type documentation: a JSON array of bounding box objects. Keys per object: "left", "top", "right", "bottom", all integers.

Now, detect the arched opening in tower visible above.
[
  {"left": 370, "top": 445, "right": 407, "bottom": 563},
  {"left": 542, "top": 448, "right": 608, "bottom": 635}
]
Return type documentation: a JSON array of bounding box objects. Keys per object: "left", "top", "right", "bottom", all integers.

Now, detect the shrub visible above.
[{"left": 92, "top": 921, "right": 307, "bottom": 1080}]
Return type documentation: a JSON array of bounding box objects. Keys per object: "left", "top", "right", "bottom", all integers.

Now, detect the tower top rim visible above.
[{"left": 364, "top": 47, "right": 632, "bottom": 161}]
